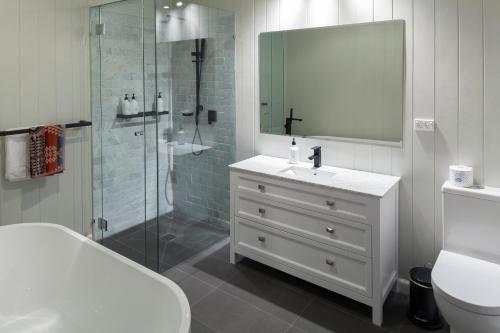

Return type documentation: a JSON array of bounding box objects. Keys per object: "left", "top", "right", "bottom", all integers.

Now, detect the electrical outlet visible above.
[{"left": 414, "top": 118, "right": 435, "bottom": 132}]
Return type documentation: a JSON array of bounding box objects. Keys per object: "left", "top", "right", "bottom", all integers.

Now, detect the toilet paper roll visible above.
[{"left": 449, "top": 165, "right": 473, "bottom": 187}]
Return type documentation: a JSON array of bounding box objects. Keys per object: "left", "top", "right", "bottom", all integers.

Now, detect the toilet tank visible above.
[{"left": 442, "top": 181, "right": 500, "bottom": 265}]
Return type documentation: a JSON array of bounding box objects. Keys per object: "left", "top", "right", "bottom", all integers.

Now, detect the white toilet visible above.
[{"left": 432, "top": 182, "right": 500, "bottom": 333}]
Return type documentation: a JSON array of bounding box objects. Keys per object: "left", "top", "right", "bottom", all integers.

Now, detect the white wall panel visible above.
[
  {"left": 374, "top": 0, "right": 392, "bottom": 21},
  {"left": 434, "top": 0, "right": 458, "bottom": 256},
  {"left": 412, "top": 0, "right": 435, "bottom": 266},
  {"left": 279, "top": 0, "right": 308, "bottom": 29},
  {"left": 458, "top": 0, "right": 484, "bottom": 185},
  {"left": 235, "top": 0, "right": 256, "bottom": 160},
  {"left": 339, "top": 0, "right": 373, "bottom": 24},
  {"left": 0, "top": 0, "right": 90, "bottom": 234},
  {"left": 393, "top": 0, "right": 413, "bottom": 276},
  {"left": 484, "top": 0, "right": 500, "bottom": 187},
  {"left": 309, "top": 0, "right": 339, "bottom": 27}
]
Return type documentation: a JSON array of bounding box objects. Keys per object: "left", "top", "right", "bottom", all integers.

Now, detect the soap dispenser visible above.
[
  {"left": 289, "top": 138, "right": 299, "bottom": 164},
  {"left": 157, "top": 92, "right": 164, "bottom": 113},
  {"left": 121, "top": 94, "right": 131, "bottom": 115},
  {"left": 130, "top": 93, "right": 138, "bottom": 114}
]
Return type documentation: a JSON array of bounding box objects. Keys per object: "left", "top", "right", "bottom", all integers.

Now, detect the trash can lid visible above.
[{"left": 410, "top": 267, "right": 432, "bottom": 288}]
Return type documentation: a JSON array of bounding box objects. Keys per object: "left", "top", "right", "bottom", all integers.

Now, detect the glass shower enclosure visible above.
[{"left": 90, "top": 0, "right": 235, "bottom": 272}]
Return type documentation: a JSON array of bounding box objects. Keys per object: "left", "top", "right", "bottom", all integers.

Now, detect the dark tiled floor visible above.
[
  {"left": 100, "top": 211, "right": 229, "bottom": 272},
  {"left": 102, "top": 215, "right": 449, "bottom": 333},
  {"left": 161, "top": 240, "right": 450, "bottom": 333}
]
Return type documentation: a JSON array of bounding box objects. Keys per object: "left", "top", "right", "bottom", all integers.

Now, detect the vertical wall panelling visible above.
[
  {"left": 279, "top": 0, "right": 308, "bottom": 30},
  {"left": 483, "top": 0, "right": 500, "bottom": 187},
  {"left": 56, "top": 0, "right": 77, "bottom": 231},
  {"left": 309, "top": 0, "right": 339, "bottom": 27},
  {"left": 0, "top": 0, "right": 90, "bottom": 233},
  {"left": 374, "top": 0, "right": 392, "bottom": 21},
  {"left": 339, "top": 0, "right": 373, "bottom": 24},
  {"left": 39, "top": 0, "right": 60, "bottom": 225},
  {"left": 393, "top": 0, "right": 413, "bottom": 278},
  {"left": 0, "top": 0, "right": 22, "bottom": 225},
  {"left": 412, "top": 0, "right": 435, "bottom": 267},
  {"left": 19, "top": 0, "right": 42, "bottom": 223},
  {"left": 434, "top": 0, "right": 458, "bottom": 257},
  {"left": 266, "top": 0, "right": 280, "bottom": 31},
  {"left": 458, "top": 0, "right": 484, "bottom": 185},
  {"left": 235, "top": 0, "right": 255, "bottom": 160},
  {"left": 254, "top": 0, "right": 266, "bottom": 165}
]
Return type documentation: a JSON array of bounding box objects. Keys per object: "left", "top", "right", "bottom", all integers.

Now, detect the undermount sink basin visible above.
[{"left": 280, "top": 166, "right": 336, "bottom": 182}]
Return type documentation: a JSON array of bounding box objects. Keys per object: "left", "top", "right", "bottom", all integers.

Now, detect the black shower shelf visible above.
[{"left": 117, "top": 111, "right": 169, "bottom": 119}]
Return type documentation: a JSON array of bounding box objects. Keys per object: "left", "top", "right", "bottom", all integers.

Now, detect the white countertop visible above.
[{"left": 229, "top": 155, "right": 400, "bottom": 198}]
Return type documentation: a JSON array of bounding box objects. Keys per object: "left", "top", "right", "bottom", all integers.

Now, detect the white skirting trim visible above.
[{"left": 393, "top": 277, "right": 410, "bottom": 295}]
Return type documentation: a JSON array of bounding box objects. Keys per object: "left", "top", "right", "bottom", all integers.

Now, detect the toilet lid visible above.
[{"left": 432, "top": 250, "right": 500, "bottom": 315}]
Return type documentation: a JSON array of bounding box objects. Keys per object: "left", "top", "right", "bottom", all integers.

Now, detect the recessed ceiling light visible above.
[
  {"left": 176, "top": 1, "right": 183, "bottom": 6},
  {"left": 163, "top": 5, "right": 169, "bottom": 9}
]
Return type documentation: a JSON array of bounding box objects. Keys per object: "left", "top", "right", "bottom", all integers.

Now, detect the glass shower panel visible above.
[
  {"left": 90, "top": 6, "right": 103, "bottom": 242},
  {"left": 91, "top": 0, "right": 150, "bottom": 266},
  {"left": 155, "top": 3, "right": 235, "bottom": 267}
]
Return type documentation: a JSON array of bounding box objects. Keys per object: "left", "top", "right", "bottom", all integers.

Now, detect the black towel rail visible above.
[{"left": 0, "top": 120, "right": 92, "bottom": 137}]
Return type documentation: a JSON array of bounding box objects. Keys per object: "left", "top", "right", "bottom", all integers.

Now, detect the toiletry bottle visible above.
[
  {"left": 130, "top": 93, "right": 138, "bottom": 114},
  {"left": 122, "top": 94, "right": 131, "bottom": 115},
  {"left": 289, "top": 138, "right": 299, "bottom": 164},
  {"left": 157, "top": 92, "right": 164, "bottom": 113}
]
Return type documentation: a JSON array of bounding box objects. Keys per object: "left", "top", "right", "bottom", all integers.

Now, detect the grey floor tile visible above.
[
  {"left": 303, "top": 283, "right": 372, "bottom": 322},
  {"left": 219, "top": 267, "right": 313, "bottom": 323},
  {"left": 191, "top": 319, "right": 218, "bottom": 333},
  {"left": 285, "top": 326, "right": 307, "bottom": 333},
  {"left": 101, "top": 239, "right": 145, "bottom": 265},
  {"left": 178, "top": 254, "right": 245, "bottom": 287},
  {"left": 294, "top": 299, "right": 389, "bottom": 333},
  {"left": 176, "top": 275, "right": 217, "bottom": 306},
  {"left": 192, "top": 290, "right": 290, "bottom": 333},
  {"left": 161, "top": 266, "right": 191, "bottom": 283},
  {"left": 397, "top": 323, "right": 449, "bottom": 333},
  {"left": 382, "top": 292, "right": 410, "bottom": 332}
]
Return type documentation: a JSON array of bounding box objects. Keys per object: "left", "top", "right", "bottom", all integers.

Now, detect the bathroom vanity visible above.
[{"left": 229, "top": 155, "right": 400, "bottom": 326}]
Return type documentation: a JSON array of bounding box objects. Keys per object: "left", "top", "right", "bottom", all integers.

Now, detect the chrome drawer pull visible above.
[
  {"left": 326, "top": 200, "right": 335, "bottom": 207},
  {"left": 257, "top": 184, "right": 265, "bottom": 191},
  {"left": 326, "top": 257, "right": 335, "bottom": 266},
  {"left": 258, "top": 208, "right": 266, "bottom": 215},
  {"left": 258, "top": 236, "right": 266, "bottom": 242},
  {"left": 326, "top": 227, "right": 335, "bottom": 234}
]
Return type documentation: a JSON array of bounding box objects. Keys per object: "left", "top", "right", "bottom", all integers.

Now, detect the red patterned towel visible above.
[
  {"left": 45, "top": 125, "right": 65, "bottom": 175},
  {"left": 29, "top": 125, "right": 65, "bottom": 178}
]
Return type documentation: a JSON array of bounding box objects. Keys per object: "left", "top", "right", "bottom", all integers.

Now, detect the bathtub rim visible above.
[{"left": 0, "top": 222, "right": 191, "bottom": 333}]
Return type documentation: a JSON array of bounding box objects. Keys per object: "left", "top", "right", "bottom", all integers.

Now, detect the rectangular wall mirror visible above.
[{"left": 259, "top": 20, "right": 404, "bottom": 146}]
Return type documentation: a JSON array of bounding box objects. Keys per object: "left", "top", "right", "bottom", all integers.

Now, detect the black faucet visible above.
[
  {"left": 308, "top": 146, "right": 322, "bottom": 168},
  {"left": 284, "top": 108, "right": 303, "bottom": 135}
]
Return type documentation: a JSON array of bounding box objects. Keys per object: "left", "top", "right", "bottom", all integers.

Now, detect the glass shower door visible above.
[{"left": 91, "top": 0, "right": 159, "bottom": 268}]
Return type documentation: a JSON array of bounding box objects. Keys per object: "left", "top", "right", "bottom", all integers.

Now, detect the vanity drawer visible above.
[
  {"left": 235, "top": 193, "right": 371, "bottom": 256},
  {"left": 235, "top": 217, "right": 372, "bottom": 297},
  {"left": 232, "top": 172, "right": 371, "bottom": 223}
]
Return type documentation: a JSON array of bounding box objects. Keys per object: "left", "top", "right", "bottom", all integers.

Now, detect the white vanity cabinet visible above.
[{"left": 229, "top": 155, "right": 400, "bottom": 326}]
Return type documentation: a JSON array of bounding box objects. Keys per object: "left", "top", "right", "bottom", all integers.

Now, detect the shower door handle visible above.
[{"left": 134, "top": 131, "right": 144, "bottom": 136}]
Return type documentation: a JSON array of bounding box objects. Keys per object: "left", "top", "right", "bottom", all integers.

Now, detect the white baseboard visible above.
[{"left": 393, "top": 277, "right": 410, "bottom": 295}]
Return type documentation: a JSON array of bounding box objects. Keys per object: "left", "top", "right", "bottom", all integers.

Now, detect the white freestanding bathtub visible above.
[{"left": 0, "top": 223, "right": 190, "bottom": 333}]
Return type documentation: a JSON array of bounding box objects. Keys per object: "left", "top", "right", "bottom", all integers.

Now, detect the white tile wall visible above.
[
  {"left": 230, "top": 0, "right": 500, "bottom": 278},
  {"left": 0, "top": 0, "right": 91, "bottom": 234}
]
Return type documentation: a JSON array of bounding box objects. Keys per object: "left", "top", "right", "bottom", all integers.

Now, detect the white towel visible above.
[{"left": 5, "top": 132, "right": 30, "bottom": 182}]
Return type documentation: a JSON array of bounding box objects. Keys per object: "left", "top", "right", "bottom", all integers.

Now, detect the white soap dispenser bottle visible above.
[
  {"left": 122, "top": 94, "right": 131, "bottom": 115},
  {"left": 157, "top": 92, "right": 164, "bottom": 113},
  {"left": 130, "top": 93, "right": 139, "bottom": 114},
  {"left": 289, "top": 138, "right": 299, "bottom": 164}
]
